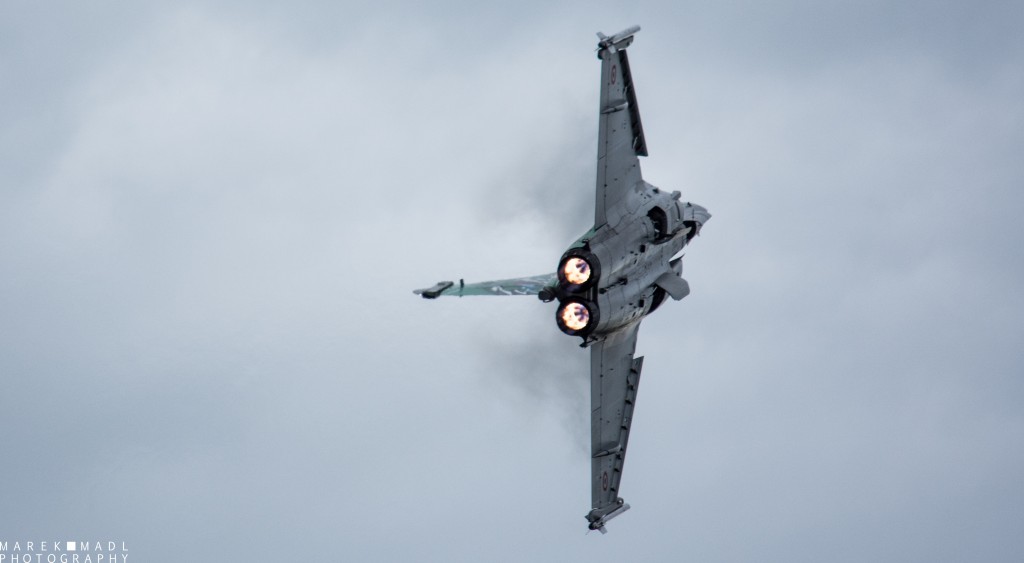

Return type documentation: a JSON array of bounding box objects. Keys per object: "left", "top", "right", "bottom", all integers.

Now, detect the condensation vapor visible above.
[
  {"left": 472, "top": 308, "right": 590, "bottom": 453},
  {"left": 465, "top": 115, "right": 598, "bottom": 451},
  {"left": 475, "top": 112, "right": 595, "bottom": 247}
]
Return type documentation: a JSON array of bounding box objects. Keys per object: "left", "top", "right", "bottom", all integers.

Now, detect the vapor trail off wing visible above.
[
  {"left": 594, "top": 27, "right": 647, "bottom": 228},
  {"left": 586, "top": 322, "right": 642, "bottom": 532},
  {"left": 414, "top": 274, "right": 556, "bottom": 298}
]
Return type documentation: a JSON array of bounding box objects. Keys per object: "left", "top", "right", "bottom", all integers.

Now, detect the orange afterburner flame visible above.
[
  {"left": 560, "top": 301, "right": 590, "bottom": 331},
  {"left": 563, "top": 257, "right": 591, "bottom": 285}
]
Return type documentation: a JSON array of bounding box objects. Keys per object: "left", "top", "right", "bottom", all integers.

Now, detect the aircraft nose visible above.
[{"left": 684, "top": 202, "right": 711, "bottom": 226}]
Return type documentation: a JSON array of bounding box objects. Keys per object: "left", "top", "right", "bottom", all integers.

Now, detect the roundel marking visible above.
[{"left": 601, "top": 471, "right": 609, "bottom": 491}]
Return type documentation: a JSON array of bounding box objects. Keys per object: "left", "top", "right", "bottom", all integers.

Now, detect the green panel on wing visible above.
[{"left": 414, "top": 274, "right": 556, "bottom": 298}]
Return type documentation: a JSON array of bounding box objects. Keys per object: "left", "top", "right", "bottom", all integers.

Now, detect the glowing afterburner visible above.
[
  {"left": 563, "top": 257, "right": 592, "bottom": 285},
  {"left": 559, "top": 301, "right": 591, "bottom": 331}
]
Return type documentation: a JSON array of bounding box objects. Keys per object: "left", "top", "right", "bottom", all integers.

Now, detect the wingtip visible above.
[
  {"left": 597, "top": 25, "right": 641, "bottom": 49},
  {"left": 414, "top": 280, "right": 454, "bottom": 299},
  {"left": 586, "top": 500, "right": 631, "bottom": 533}
]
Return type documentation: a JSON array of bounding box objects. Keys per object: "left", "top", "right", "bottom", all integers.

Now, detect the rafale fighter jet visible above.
[{"left": 415, "top": 26, "right": 710, "bottom": 533}]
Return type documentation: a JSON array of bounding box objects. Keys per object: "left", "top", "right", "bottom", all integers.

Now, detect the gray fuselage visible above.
[{"left": 554, "top": 180, "right": 710, "bottom": 344}]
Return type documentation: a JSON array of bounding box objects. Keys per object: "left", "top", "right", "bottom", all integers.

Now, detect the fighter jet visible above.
[{"left": 415, "top": 26, "right": 710, "bottom": 533}]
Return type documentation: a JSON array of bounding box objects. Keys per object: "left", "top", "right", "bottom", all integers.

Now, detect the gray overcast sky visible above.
[{"left": 2, "top": 1, "right": 1023, "bottom": 561}]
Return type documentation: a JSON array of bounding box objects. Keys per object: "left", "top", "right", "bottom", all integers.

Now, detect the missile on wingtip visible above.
[{"left": 597, "top": 25, "right": 641, "bottom": 48}]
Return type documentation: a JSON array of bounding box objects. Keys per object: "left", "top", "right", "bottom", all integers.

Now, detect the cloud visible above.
[{"left": 1, "top": 2, "right": 1023, "bottom": 561}]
